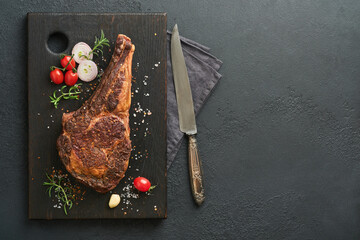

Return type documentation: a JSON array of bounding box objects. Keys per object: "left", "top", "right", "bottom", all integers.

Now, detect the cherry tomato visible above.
[
  {"left": 133, "top": 177, "right": 151, "bottom": 192},
  {"left": 61, "top": 55, "right": 76, "bottom": 71},
  {"left": 64, "top": 71, "right": 78, "bottom": 86},
  {"left": 50, "top": 68, "right": 64, "bottom": 84}
]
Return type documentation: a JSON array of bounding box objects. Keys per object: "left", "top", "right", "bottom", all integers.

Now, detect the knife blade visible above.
[{"left": 171, "top": 24, "right": 205, "bottom": 205}]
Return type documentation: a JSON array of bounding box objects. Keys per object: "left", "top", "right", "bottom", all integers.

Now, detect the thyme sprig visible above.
[
  {"left": 43, "top": 173, "right": 73, "bottom": 215},
  {"left": 49, "top": 83, "right": 82, "bottom": 108}
]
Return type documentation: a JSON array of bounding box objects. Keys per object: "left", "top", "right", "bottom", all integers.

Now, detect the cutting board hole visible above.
[{"left": 47, "top": 32, "right": 68, "bottom": 54}]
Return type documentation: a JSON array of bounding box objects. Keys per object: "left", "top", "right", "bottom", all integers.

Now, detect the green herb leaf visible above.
[
  {"left": 88, "top": 30, "right": 110, "bottom": 58},
  {"left": 43, "top": 172, "right": 75, "bottom": 215},
  {"left": 49, "top": 83, "right": 82, "bottom": 108}
]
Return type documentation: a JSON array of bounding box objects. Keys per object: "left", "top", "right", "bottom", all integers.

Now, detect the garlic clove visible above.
[{"left": 109, "top": 194, "right": 121, "bottom": 208}]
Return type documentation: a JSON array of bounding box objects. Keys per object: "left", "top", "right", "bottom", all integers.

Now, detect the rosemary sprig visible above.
[
  {"left": 80, "top": 30, "right": 110, "bottom": 60},
  {"left": 90, "top": 30, "right": 110, "bottom": 57},
  {"left": 43, "top": 173, "right": 73, "bottom": 215},
  {"left": 49, "top": 83, "right": 82, "bottom": 108}
]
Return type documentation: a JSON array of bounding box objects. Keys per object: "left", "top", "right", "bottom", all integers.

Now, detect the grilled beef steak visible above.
[{"left": 57, "top": 34, "right": 135, "bottom": 193}]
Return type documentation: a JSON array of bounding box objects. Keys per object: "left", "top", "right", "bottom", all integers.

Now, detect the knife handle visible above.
[{"left": 188, "top": 134, "right": 205, "bottom": 205}]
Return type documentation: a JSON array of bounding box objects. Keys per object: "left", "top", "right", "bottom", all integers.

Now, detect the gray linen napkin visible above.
[{"left": 167, "top": 33, "right": 223, "bottom": 169}]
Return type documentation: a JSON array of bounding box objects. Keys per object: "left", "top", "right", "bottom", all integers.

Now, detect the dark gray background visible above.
[{"left": 1, "top": 0, "right": 360, "bottom": 239}]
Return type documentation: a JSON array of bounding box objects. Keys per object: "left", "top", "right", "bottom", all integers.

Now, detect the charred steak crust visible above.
[{"left": 57, "top": 34, "right": 135, "bottom": 193}]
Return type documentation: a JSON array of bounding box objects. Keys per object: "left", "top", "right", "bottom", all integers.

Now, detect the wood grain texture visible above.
[{"left": 28, "top": 13, "right": 167, "bottom": 219}]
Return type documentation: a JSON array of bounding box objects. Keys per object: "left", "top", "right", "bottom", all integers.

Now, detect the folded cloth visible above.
[{"left": 166, "top": 32, "right": 223, "bottom": 169}]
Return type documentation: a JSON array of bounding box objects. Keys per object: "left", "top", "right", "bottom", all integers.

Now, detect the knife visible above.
[{"left": 171, "top": 24, "right": 205, "bottom": 205}]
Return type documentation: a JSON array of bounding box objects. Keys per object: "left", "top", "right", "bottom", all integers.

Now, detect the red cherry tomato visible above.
[
  {"left": 133, "top": 177, "right": 151, "bottom": 192},
  {"left": 61, "top": 56, "right": 76, "bottom": 71},
  {"left": 64, "top": 71, "right": 78, "bottom": 86},
  {"left": 50, "top": 68, "right": 64, "bottom": 84}
]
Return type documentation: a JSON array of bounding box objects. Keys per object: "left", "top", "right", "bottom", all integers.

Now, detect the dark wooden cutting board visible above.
[{"left": 28, "top": 13, "right": 167, "bottom": 219}]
